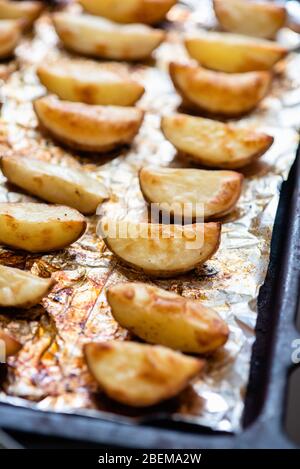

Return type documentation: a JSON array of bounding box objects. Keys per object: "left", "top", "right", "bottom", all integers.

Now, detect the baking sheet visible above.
[{"left": 0, "top": 0, "right": 300, "bottom": 433}]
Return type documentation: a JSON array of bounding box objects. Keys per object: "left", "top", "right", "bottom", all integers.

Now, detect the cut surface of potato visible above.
[
  {"left": 139, "top": 166, "right": 243, "bottom": 219},
  {"left": 84, "top": 340, "right": 204, "bottom": 406},
  {"left": 169, "top": 62, "right": 271, "bottom": 116},
  {"left": 0, "top": 1, "right": 43, "bottom": 28},
  {"left": 79, "top": 0, "right": 177, "bottom": 25},
  {"left": 161, "top": 113, "right": 274, "bottom": 168},
  {"left": 100, "top": 219, "right": 221, "bottom": 277},
  {"left": 185, "top": 31, "right": 287, "bottom": 73},
  {"left": 0, "top": 203, "right": 86, "bottom": 252},
  {"left": 0, "top": 19, "right": 21, "bottom": 58},
  {"left": 34, "top": 96, "right": 144, "bottom": 152},
  {"left": 0, "top": 264, "right": 54, "bottom": 308},
  {"left": 1, "top": 156, "right": 108, "bottom": 215},
  {"left": 0, "top": 329, "right": 21, "bottom": 357},
  {"left": 107, "top": 282, "right": 229, "bottom": 353},
  {"left": 213, "top": 0, "right": 286, "bottom": 39},
  {"left": 52, "top": 12, "right": 165, "bottom": 60},
  {"left": 37, "top": 59, "right": 145, "bottom": 106}
]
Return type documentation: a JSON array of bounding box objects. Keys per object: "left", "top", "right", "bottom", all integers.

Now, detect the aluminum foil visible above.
[{"left": 0, "top": 0, "right": 300, "bottom": 433}]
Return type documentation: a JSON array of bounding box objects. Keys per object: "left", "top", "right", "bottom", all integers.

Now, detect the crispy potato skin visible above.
[
  {"left": 0, "top": 264, "right": 55, "bottom": 308},
  {"left": 0, "top": 19, "right": 21, "bottom": 58},
  {"left": 0, "top": 203, "right": 87, "bottom": 253},
  {"left": 139, "top": 166, "right": 243, "bottom": 220},
  {"left": 79, "top": 0, "right": 177, "bottom": 25},
  {"left": 0, "top": 329, "right": 21, "bottom": 357},
  {"left": 107, "top": 282, "right": 229, "bottom": 353},
  {"left": 161, "top": 113, "right": 274, "bottom": 169},
  {"left": 169, "top": 62, "right": 272, "bottom": 117},
  {"left": 0, "top": 156, "right": 108, "bottom": 215},
  {"left": 52, "top": 12, "right": 165, "bottom": 61},
  {"left": 213, "top": 0, "right": 286, "bottom": 39},
  {"left": 37, "top": 61, "right": 145, "bottom": 106},
  {"left": 184, "top": 33, "right": 287, "bottom": 73},
  {"left": 33, "top": 96, "right": 144, "bottom": 152},
  {"left": 84, "top": 341, "right": 204, "bottom": 407},
  {"left": 100, "top": 220, "right": 221, "bottom": 278},
  {"left": 0, "top": 1, "right": 43, "bottom": 29}
]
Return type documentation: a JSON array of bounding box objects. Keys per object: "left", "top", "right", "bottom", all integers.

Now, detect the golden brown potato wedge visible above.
[
  {"left": 84, "top": 340, "right": 204, "bottom": 406},
  {"left": 0, "top": 264, "right": 54, "bottom": 308},
  {"left": 52, "top": 12, "right": 165, "bottom": 61},
  {"left": 37, "top": 59, "right": 145, "bottom": 106},
  {"left": 0, "top": 19, "right": 21, "bottom": 58},
  {"left": 33, "top": 96, "right": 144, "bottom": 153},
  {"left": 100, "top": 219, "right": 221, "bottom": 277},
  {"left": 0, "top": 329, "right": 21, "bottom": 357},
  {"left": 107, "top": 282, "right": 229, "bottom": 353},
  {"left": 161, "top": 113, "right": 274, "bottom": 169},
  {"left": 0, "top": 203, "right": 86, "bottom": 252},
  {"left": 139, "top": 166, "right": 243, "bottom": 219},
  {"left": 79, "top": 0, "right": 177, "bottom": 25},
  {"left": 1, "top": 156, "right": 108, "bottom": 215},
  {"left": 213, "top": 0, "right": 286, "bottom": 39},
  {"left": 185, "top": 31, "right": 287, "bottom": 73},
  {"left": 0, "top": 1, "right": 43, "bottom": 29},
  {"left": 169, "top": 62, "right": 272, "bottom": 116}
]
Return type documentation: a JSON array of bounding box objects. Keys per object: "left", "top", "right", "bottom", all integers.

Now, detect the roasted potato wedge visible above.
[
  {"left": 0, "top": 264, "right": 54, "bottom": 308},
  {"left": 79, "top": 0, "right": 177, "bottom": 25},
  {"left": 52, "top": 12, "right": 165, "bottom": 61},
  {"left": 0, "top": 329, "right": 21, "bottom": 357},
  {"left": 37, "top": 59, "right": 145, "bottom": 106},
  {"left": 0, "top": 19, "right": 21, "bottom": 58},
  {"left": 161, "top": 113, "right": 274, "bottom": 169},
  {"left": 169, "top": 62, "right": 271, "bottom": 116},
  {"left": 107, "top": 283, "right": 229, "bottom": 353},
  {"left": 34, "top": 96, "right": 144, "bottom": 153},
  {"left": 0, "top": 203, "right": 86, "bottom": 252},
  {"left": 139, "top": 166, "right": 243, "bottom": 219},
  {"left": 185, "top": 31, "right": 287, "bottom": 73},
  {"left": 84, "top": 341, "right": 204, "bottom": 406},
  {"left": 1, "top": 156, "right": 108, "bottom": 215},
  {"left": 100, "top": 219, "right": 221, "bottom": 277},
  {"left": 213, "top": 0, "right": 286, "bottom": 39},
  {"left": 0, "top": 1, "right": 43, "bottom": 29}
]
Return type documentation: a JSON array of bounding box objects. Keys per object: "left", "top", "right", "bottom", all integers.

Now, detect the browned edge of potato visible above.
[
  {"left": 0, "top": 155, "right": 109, "bottom": 215},
  {"left": 0, "top": 264, "right": 55, "bottom": 308},
  {"left": 33, "top": 96, "right": 145, "bottom": 153},
  {"left": 52, "top": 12, "right": 165, "bottom": 61},
  {"left": 160, "top": 113, "right": 274, "bottom": 169},
  {"left": 36, "top": 60, "right": 145, "bottom": 106},
  {"left": 107, "top": 282, "right": 229, "bottom": 353},
  {"left": 0, "top": 329, "right": 21, "bottom": 357},
  {"left": 184, "top": 31, "right": 287, "bottom": 73},
  {"left": 213, "top": 0, "right": 287, "bottom": 39},
  {"left": 139, "top": 166, "right": 243, "bottom": 219},
  {"left": 0, "top": 1, "right": 44, "bottom": 30},
  {"left": 0, "top": 19, "right": 22, "bottom": 58},
  {"left": 169, "top": 61, "right": 272, "bottom": 117},
  {"left": 0, "top": 202, "right": 87, "bottom": 253},
  {"left": 79, "top": 0, "right": 177, "bottom": 25},
  {"left": 100, "top": 219, "right": 221, "bottom": 278},
  {"left": 84, "top": 340, "right": 204, "bottom": 407}
]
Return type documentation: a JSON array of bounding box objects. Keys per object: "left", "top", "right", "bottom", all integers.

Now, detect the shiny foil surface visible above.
[{"left": 0, "top": 0, "right": 300, "bottom": 433}]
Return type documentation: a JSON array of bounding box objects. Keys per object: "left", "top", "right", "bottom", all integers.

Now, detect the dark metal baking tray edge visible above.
[{"left": 0, "top": 147, "right": 300, "bottom": 449}]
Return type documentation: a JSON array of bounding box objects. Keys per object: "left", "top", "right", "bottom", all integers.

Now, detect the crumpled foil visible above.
[{"left": 0, "top": 0, "right": 300, "bottom": 433}]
